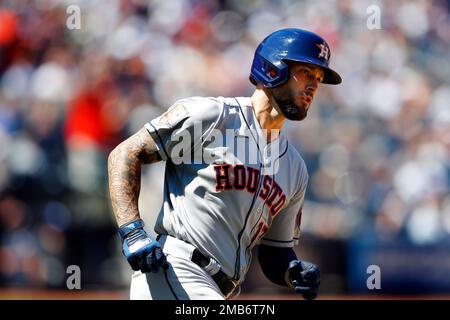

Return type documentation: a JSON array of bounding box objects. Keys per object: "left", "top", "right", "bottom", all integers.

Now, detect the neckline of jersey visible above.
[{"left": 235, "top": 96, "right": 287, "bottom": 151}]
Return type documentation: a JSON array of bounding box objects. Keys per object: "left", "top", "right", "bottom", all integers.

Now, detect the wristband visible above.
[{"left": 118, "top": 219, "right": 145, "bottom": 241}]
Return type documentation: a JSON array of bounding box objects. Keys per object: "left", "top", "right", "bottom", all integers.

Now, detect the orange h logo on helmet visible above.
[{"left": 316, "top": 42, "right": 330, "bottom": 61}]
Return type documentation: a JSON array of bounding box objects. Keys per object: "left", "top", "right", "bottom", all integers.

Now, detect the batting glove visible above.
[
  {"left": 287, "top": 260, "right": 320, "bottom": 300},
  {"left": 119, "top": 219, "right": 167, "bottom": 273}
]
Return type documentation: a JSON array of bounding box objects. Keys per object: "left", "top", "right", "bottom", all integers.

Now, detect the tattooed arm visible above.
[{"left": 107, "top": 127, "right": 162, "bottom": 227}]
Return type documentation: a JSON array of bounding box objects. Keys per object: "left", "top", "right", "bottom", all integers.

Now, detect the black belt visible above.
[
  {"left": 156, "top": 234, "right": 239, "bottom": 299},
  {"left": 191, "top": 249, "right": 239, "bottom": 299}
]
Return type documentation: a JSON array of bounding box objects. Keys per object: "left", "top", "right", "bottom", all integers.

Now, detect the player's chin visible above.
[
  {"left": 292, "top": 103, "right": 309, "bottom": 121},
  {"left": 285, "top": 107, "right": 308, "bottom": 121},
  {"left": 294, "top": 111, "right": 308, "bottom": 121}
]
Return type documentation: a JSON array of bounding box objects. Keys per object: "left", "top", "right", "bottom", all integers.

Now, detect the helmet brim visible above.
[{"left": 322, "top": 67, "right": 342, "bottom": 85}]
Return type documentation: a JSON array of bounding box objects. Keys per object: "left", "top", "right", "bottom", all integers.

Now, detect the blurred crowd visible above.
[{"left": 0, "top": 0, "right": 449, "bottom": 292}]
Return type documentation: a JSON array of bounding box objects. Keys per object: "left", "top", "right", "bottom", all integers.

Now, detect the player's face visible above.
[{"left": 270, "top": 62, "right": 324, "bottom": 121}]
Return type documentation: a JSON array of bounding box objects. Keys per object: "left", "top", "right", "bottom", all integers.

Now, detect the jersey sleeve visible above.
[
  {"left": 260, "top": 163, "right": 309, "bottom": 248},
  {"left": 144, "top": 97, "right": 223, "bottom": 162}
]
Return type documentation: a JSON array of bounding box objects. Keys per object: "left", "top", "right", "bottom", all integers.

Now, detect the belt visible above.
[
  {"left": 190, "top": 248, "right": 240, "bottom": 299},
  {"left": 157, "top": 234, "right": 240, "bottom": 299}
]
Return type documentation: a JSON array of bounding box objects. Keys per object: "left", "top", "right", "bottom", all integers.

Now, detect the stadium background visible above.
[{"left": 0, "top": 0, "right": 449, "bottom": 299}]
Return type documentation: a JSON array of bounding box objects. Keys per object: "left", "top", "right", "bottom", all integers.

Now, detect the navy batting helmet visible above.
[{"left": 250, "top": 28, "right": 342, "bottom": 87}]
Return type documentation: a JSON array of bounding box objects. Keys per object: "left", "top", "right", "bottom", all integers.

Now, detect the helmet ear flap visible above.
[
  {"left": 250, "top": 54, "right": 289, "bottom": 88},
  {"left": 267, "top": 65, "right": 278, "bottom": 78},
  {"left": 264, "top": 59, "right": 289, "bottom": 87}
]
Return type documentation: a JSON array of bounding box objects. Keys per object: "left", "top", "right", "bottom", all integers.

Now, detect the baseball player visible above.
[{"left": 108, "top": 28, "right": 341, "bottom": 300}]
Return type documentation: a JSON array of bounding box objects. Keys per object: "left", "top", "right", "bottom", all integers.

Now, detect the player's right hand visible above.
[{"left": 118, "top": 219, "right": 167, "bottom": 273}]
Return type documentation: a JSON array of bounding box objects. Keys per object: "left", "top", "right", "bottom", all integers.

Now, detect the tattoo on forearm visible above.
[{"left": 108, "top": 128, "right": 161, "bottom": 226}]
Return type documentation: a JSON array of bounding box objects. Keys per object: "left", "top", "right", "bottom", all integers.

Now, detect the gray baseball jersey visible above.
[{"left": 144, "top": 96, "right": 308, "bottom": 284}]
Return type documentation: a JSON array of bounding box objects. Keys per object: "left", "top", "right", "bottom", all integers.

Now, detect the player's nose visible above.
[
  {"left": 306, "top": 79, "right": 319, "bottom": 95},
  {"left": 306, "top": 68, "right": 322, "bottom": 94}
]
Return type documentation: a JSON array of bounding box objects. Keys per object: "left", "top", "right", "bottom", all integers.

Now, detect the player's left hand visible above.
[{"left": 287, "top": 260, "right": 320, "bottom": 300}]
